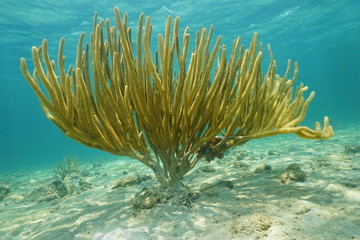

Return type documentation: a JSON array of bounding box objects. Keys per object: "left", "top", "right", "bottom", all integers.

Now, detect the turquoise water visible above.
[{"left": 1, "top": 0, "right": 359, "bottom": 172}]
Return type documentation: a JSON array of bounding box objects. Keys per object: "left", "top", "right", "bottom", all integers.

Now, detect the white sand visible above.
[{"left": 1, "top": 123, "right": 359, "bottom": 240}]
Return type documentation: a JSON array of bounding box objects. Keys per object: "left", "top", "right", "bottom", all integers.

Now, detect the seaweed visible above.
[{"left": 54, "top": 157, "right": 79, "bottom": 180}]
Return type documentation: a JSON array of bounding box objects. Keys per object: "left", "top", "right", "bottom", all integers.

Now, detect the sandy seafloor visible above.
[{"left": 1, "top": 123, "right": 360, "bottom": 240}]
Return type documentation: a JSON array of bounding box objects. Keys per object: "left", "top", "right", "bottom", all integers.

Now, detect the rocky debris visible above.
[
  {"left": 0, "top": 183, "right": 11, "bottom": 201},
  {"left": 232, "top": 161, "right": 251, "bottom": 169},
  {"left": 92, "top": 162, "right": 102, "bottom": 168},
  {"left": 131, "top": 187, "right": 199, "bottom": 209},
  {"left": 235, "top": 151, "right": 250, "bottom": 161},
  {"left": 199, "top": 180, "right": 234, "bottom": 196},
  {"left": 268, "top": 150, "right": 278, "bottom": 156},
  {"left": 296, "top": 205, "right": 311, "bottom": 214},
  {"left": 254, "top": 163, "right": 272, "bottom": 174},
  {"left": 26, "top": 176, "right": 93, "bottom": 203},
  {"left": 131, "top": 188, "right": 162, "bottom": 209},
  {"left": 112, "top": 174, "right": 152, "bottom": 189},
  {"left": 230, "top": 213, "right": 272, "bottom": 238},
  {"left": 317, "top": 155, "right": 333, "bottom": 167},
  {"left": 27, "top": 180, "right": 70, "bottom": 202},
  {"left": 278, "top": 163, "right": 306, "bottom": 183},
  {"left": 195, "top": 165, "right": 217, "bottom": 173}
]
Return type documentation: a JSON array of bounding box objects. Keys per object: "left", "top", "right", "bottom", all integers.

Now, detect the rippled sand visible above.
[{"left": 1, "top": 123, "right": 359, "bottom": 240}]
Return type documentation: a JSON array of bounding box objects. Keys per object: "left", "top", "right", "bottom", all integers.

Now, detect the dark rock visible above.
[
  {"left": 278, "top": 163, "right": 306, "bottom": 183},
  {"left": 254, "top": 164, "right": 272, "bottom": 173},
  {"left": 218, "top": 180, "right": 234, "bottom": 189},
  {"left": 232, "top": 161, "right": 251, "bottom": 168},
  {"left": 268, "top": 150, "right": 276, "bottom": 155},
  {"left": 345, "top": 145, "right": 360, "bottom": 154},
  {"left": 286, "top": 163, "right": 301, "bottom": 171}
]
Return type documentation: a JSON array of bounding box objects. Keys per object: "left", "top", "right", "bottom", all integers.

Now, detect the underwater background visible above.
[{"left": 0, "top": 0, "right": 359, "bottom": 173}]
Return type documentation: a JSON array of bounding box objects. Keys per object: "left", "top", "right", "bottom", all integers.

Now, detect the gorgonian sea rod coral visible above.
[{"left": 20, "top": 7, "right": 333, "bottom": 190}]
